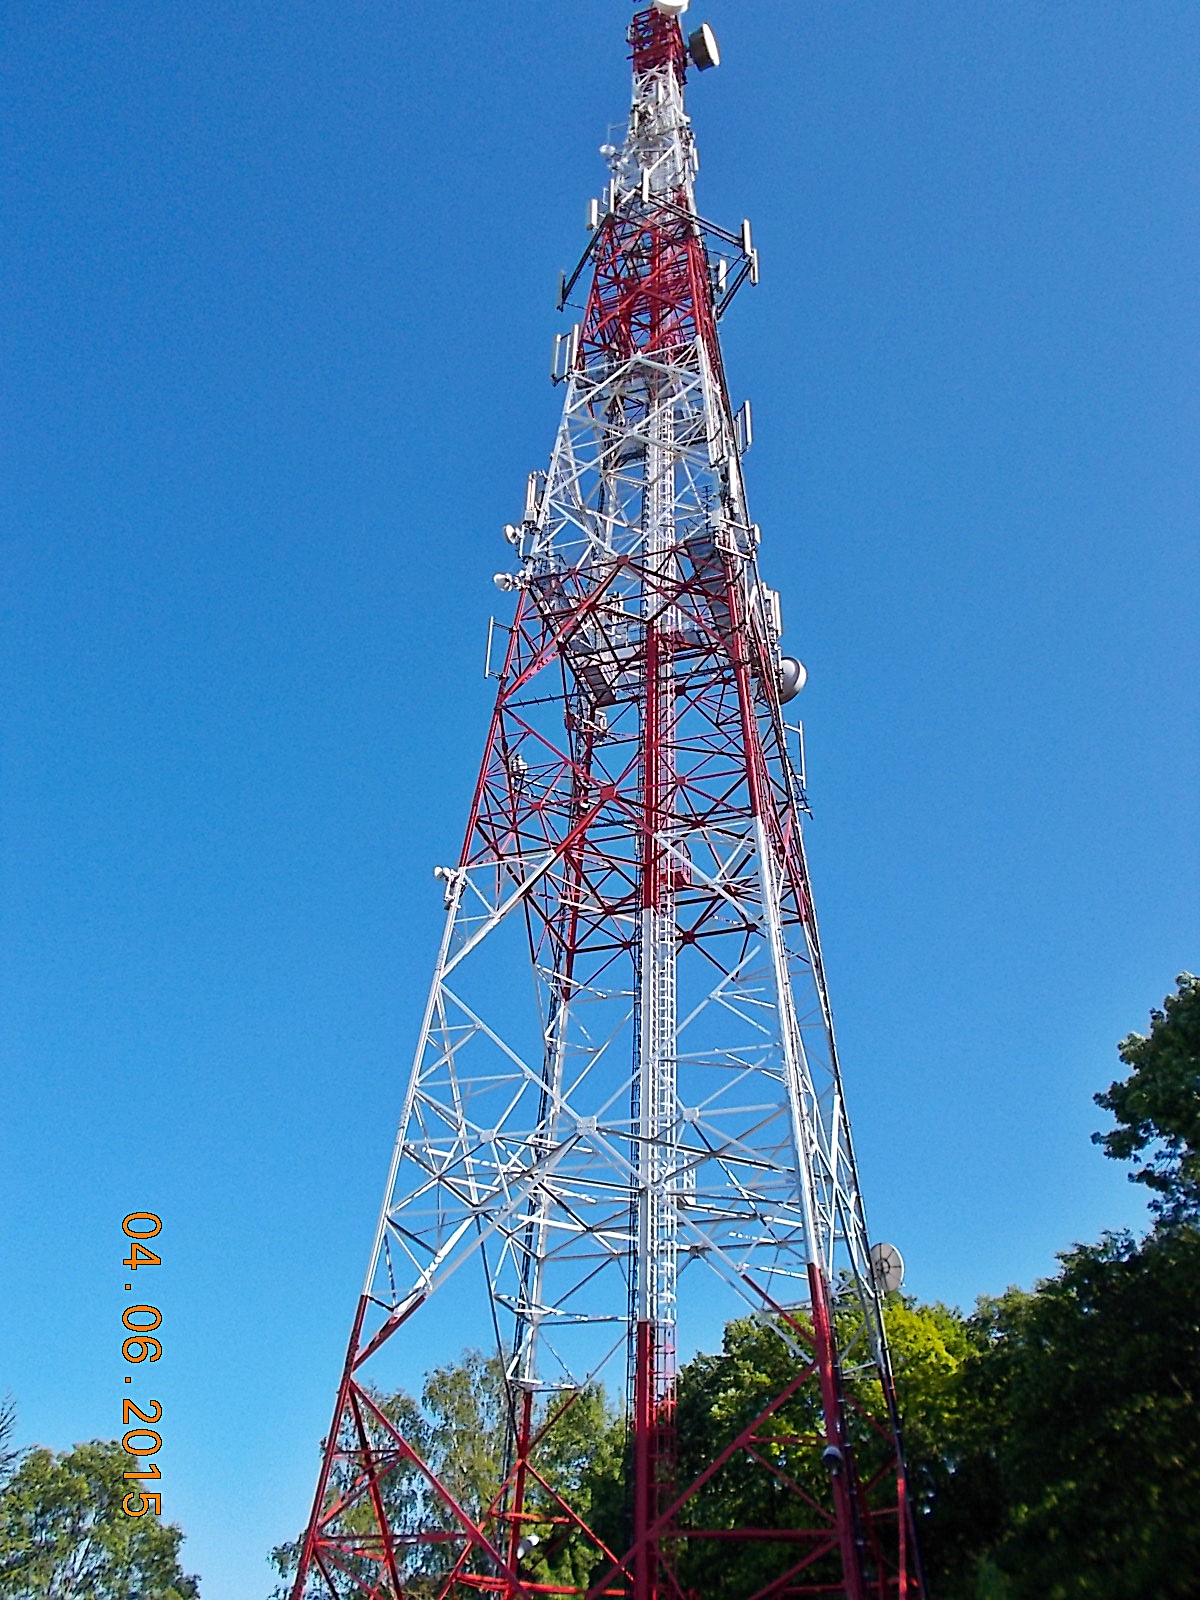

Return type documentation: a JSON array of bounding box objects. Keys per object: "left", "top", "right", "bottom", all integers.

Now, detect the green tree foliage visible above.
[
  {"left": 923, "top": 1227, "right": 1200, "bottom": 1600},
  {"left": 666, "top": 1299, "right": 971, "bottom": 1600},
  {"left": 276, "top": 1308, "right": 961, "bottom": 1600},
  {"left": 512, "top": 1384, "right": 624, "bottom": 1594},
  {"left": 1093, "top": 972, "right": 1200, "bottom": 1223},
  {"left": 270, "top": 1354, "right": 506, "bottom": 1598},
  {"left": 670, "top": 1311, "right": 836, "bottom": 1598},
  {"left": 0, "top": 1397, "right": 18, "bottom": 1481},
  {"left": 0, "top": 1437, "right": 199, "bottom": 1599},
  {"left": 877, "top": 1297, "right": 974, "bottom": 1528},
  {"left": 271, "top": 1353, "right": 623, "bottom": 1598}
]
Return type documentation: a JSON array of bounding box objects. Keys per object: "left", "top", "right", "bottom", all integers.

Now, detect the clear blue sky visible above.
[{"left": 1, "top": 1, "right": 1196, "bottom": 1594}]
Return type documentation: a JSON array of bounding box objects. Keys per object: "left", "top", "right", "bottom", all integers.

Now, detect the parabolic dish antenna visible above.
[
  {"left": 779, "top": 657, "right": 807, "bottom": 703},
  {"left": 652, "top": 0, "right": 690, "bottom": 16},
  {"left": 688, "top": 23, "right": 720, "bottom": 71},
  {"left": 869, "top": 1241, "right": 905, "bottom": 1296}
]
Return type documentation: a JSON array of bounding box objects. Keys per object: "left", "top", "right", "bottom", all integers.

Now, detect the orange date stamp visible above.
[{"left": 119, "top": 1211, "right": 164, "bottom": 1517}]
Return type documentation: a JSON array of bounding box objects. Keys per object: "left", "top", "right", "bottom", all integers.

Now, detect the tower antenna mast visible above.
[{"left": 288, "top": 7, "right": 924, "bottom": 1597}]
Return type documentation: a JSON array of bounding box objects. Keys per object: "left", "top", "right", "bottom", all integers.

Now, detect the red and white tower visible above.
[{"left": 289, "top": 7, "right": 924, "bottom": 1598}]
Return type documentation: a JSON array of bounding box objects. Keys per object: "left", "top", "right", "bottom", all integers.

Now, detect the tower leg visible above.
[
  {"left": 809, "top": 1264, "right": 869, "bottom": 1600},
  {"left": 290, "top": 1296, "right": 367, "bottom": 1600},
  {"left": 505, "top": 1389, "right": 536, "bottom": 1599},
  {"left": 633, "top": 1320, "right": 655, "bottom": 1600}
]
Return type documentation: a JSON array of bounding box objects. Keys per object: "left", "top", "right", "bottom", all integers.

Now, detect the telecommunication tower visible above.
[{"left": 289, "top": 5, "right": 924, "bottom": 1598}]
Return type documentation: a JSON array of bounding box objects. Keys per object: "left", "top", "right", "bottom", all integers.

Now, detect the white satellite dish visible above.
[
  {"left": 779, "top": 657, "right": 807, "bottom": 704},
  {"left": 869, "top": 1241, "right": 905, "bottom": 1296},
  {"left": 652, "top": 0, "right": 690, "bottom": 16}
]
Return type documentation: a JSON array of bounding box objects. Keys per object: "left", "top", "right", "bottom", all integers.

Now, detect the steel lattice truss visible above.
[{"left": 290, "top": 10, "right": 924, "bottom": 1600}]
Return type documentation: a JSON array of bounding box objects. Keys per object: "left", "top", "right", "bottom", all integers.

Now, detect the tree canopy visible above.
[
  {"left": 0, "top": 1435, "right": 200, "bottom": 1599},
  {"left": 271, "top": 1352, "right": 623, "bottom": 1598},
  {"left": 918, "top": 1228, "right": 1200, "bottom": 1599},
  {"left": 0, "top": 1397, "right": 18, "bottom": 1482},
  {"left": 1093, "top": 971, "right": 1200, "bottom": 1223}
]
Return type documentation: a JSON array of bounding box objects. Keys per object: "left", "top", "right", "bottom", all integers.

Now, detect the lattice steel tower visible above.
[{"left": 290, "top": 6, "right": 924, "bottom": 1598}]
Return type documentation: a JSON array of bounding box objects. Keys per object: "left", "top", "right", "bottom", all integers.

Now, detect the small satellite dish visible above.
[
  {"left": 688, "top": 23, "right": 721, "bottom": 71},
  {"left": 652, "top": 0, "right": 690, "bottom": 16},
  {"left": 779, "top": 657, "right": 807, "bottom": 704},
  {"left": 870, "top": 1242, "right": 905, "bottom": 1296}
]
